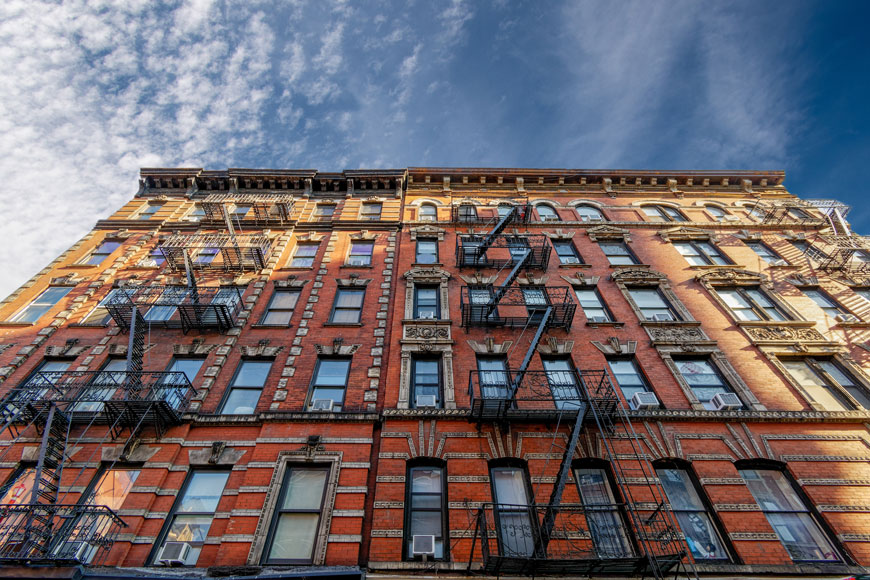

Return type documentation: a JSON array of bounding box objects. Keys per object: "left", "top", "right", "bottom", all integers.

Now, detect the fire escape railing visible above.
[
  {"left": 746, "top": 199, "right": 826, "bottom": 227},
  {"left": 817, "top": 234, "right": 870, "bottom": 274},
  {"left": 200, "top": 193, "right": 296, "bottom": 225},
  {"left": 158, "top": 233, "right": 271, "bottom": 272},
  {"left": 456, "top": 234, "right": 551, "bottom": 270},
  {"left": 451, "top": 203, "right": 533, "bottom": 225},
  {"left": 105, "top": 285, "right": 242, "bottom": 334},
  {"left": 460, "top": 286, "right": 576, "bottom": 329}
]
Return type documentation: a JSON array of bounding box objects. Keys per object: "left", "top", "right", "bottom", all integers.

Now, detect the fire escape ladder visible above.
[
  {"left": 508, "top": 306, "right": 553, "bottom": 396},
  {"left": 489, "top": 250, "right": 532, "bottom": 311},
  {"left": 125, "top": 308, "right": 145, "bottom": 391},
  {"left": 178, "top": 251, "right": 203, "bottom": 334},
  {"left": 482, "top": 205, "right": 520, "bottom": 246},
  {"left": 30, "top": 404, "right": 71, "bottom": 507}
]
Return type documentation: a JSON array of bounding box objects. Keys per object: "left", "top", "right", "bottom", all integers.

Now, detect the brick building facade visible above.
[{"left": 0, "top": 167, "right": 868, "bottom": 579}]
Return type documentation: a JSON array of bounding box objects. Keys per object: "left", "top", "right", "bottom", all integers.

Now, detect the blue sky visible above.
[{"left": 1, "top": 0, "right": 869, "bottom": 299}]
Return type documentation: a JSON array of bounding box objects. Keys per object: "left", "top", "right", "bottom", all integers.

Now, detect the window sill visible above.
[
  {"left": 558, "top": 263, "right": 592, "bottom": 269},
  {"left": 835, "top": 321, "right": 870, "bottom": 328},
  {"left": 639, "top": 319, "right": 701, "bottom": 327},
  {"left": 735, "top": 320, "right": 816, "bottom": 328},
  {"left": 61, "top": 264, "right": 98, "bottom": 270},
  {"left": 339, "top": 265, "right": 373, "bottom": 269},
  {"left": 688, "top": 264, "right": 744, "bottom": 270},
  {"left": 402, "top": 318, "right": 451, "bottom": 324},
  {"left": 609, "top": 263, "right": 651, "bottom": 269},
  {"left": 69, "top": 323, "right": 110, "bottom": 328},
  {"left": 766, "top": 263, "right": 797, "bottom": 269},
  {"left": 0, "top": 321, "right": 35, "bottom": 327},
  {"left": 125, "top": 265, "right": 161, "bottom": 271},
  {"left": 411, "top": 262, "right": 443, "bottom": 268},
  {"left": 323, "top": 322, "right": 363, "bottom": 327},
  {"left": 585, "top": 320, "right": 624, "bottom": 327},
  {"left": 278, "top": 266, "right": 316, "bottom": 271},
  {"left": 250, "top": 323, "right": 294, "bottom": 329}
]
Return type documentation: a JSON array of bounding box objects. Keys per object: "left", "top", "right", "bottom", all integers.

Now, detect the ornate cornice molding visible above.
[{"left": 467, "top": 338, "right": 512, "bottom": 354}]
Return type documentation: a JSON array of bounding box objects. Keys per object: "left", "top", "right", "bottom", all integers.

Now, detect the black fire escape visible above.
[
  {"left": 0, "top": 310, "right": 197, "bottom": 566},
  {"left": 462, "top": 207, "right": 695, "bottom": 578}
]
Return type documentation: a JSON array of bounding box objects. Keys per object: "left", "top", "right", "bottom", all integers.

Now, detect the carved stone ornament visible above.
[
  {"left": 173, "top": 342, "right": 218, "bottom": 356},
  {"left": 274, "top": 277, "right": 310, "bottom": 288},
  {"left": 658, "top": 226, "right": 715, "bottom": 243},
  {"left": 467, "top": 338, "right": 512, "bottom": 354},
  {"left": 516, "top": 274, "right": 549, "bottom": 286},
  {"left": 586, "top": 225, "right": 630, "bottom": 242},
  {"left": 296, "top": 231, "right": 325, "bottom": 242},
  {"left": 610, "top": 268, "right": 667, "bottom": 285},
  {"left": 238, "top": 344, "right": 285, "bottom": 357},
  {"left": 697, "top": 268, "right": 767, "bottom": 287},
  {"left": 537, "top": 337, "right": 575, "bottom": 355},
  {"left": 459, "top": 273, "right": 498, "bottom": 285},
  {"left": 409, "top": 225, "right": 445, "bottom": 241},
  {"left": 0, "top": 344, "right": 14, "bottom": 355},
  {"left": 590, "top": 337, "right": 637, "bottom": 355},
  {"left": 838, "top": 276, "right": 870, "bottom": 288},
  {"left": 743, "top": 326, "right": 827, "bottom": 343},
  {"left": 561, "top": 274, "right": 600, "bottom": 287},
  {"left": 313, "top": 343, "right": 360, "bottom": 356},
  {"left": 349, "top": 230, "right": 379, "bottom": 241},
  {"left": 734, "top": 229, "right": 762, "bottom": 241},
  {"left": 403, "top": 266, "right": 450, "bottom": 284},
  {"left": 336, "top": 275, "right": 371, "bottom": 287},
  {"left": 785, "top": 274, "right": 819, "bottom": 287},
  {"left": 647, "top": 326, "right": 711, "bottom": 345},
  {"left": 49, "top": 273, "right": 85, "bottom": 287},
  {"left": 44, "top": 340, "right": 90, "bottom": 357},
  {"left": 544, "top": 229, "right": 576, "bottom": 240},
  {"left": 108, "top": 343, "right": 155, "bottom": 356},
  {"left": 404, "top": 325, "right": 451, "bottom": 341}
]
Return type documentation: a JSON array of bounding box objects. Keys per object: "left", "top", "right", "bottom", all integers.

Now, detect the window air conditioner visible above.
[
  {"left": 630, "top": 392, "right": 659, "bottom": 410},
  {"left": 416, "top": 394, "right": 438, "bottom": 408},
  {"left": 836, "top": 313, "right": 860, "bottom": 323},
  {"left": 711, "top": 393, "right": 743, "bottom": 410},
  {"left": 311, "top": 399, "right": 334, "bottom": 411},
  {"left": 412, "top": 535, "right": 436, "bottom": 556},
  {"left": 652, "top": 313, "right": 674, "bottom": 321},
  {"left": 158, "top": 542, "right": 191, "bottom": 566}
]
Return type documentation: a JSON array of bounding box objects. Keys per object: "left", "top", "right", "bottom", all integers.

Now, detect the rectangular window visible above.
[
  {"left": 507, "top": 237, "right": 530, "bottom": 263},
  {"left": 552, "top": 240, "right": 582, "bottom": 265},
  {"left": 413, "top": 286, "right": 440, "bottom": 320},
  {"left": 855, "top": 287, "right": 870, "bottom": 303},
  {"left": 220, "top": 360, "right": 272, "bottom": 414},
  {"left": 0, "top": 467, "right": 36, "bottom": 505},
  {"left": 490, "top": 466, "right": 535, "bottom": 557},
  {"left": 153, "top": 471, "right": 229, "bottom": 566},
  {"left": 315, "top": 204, "right": 335, "bottom": 220},
  {"left": 802, "top": 288, "right": 848, "bottom": 319},
  {"left": 186, "top": 206, "right": 206, "bottom": 222},
  {"left": 11, "top": 287, "right": 72, "bottom": 323},
  {"left": 82, "top": 241, "right": 120, "bottom": 266},
  {"left": 260, "top": 289, "right": 300, "bottom": 326},
  {"left": 81, "top": 288, "right": 131, "bottom": 326},
  {"left": 477, "top": 356, "right": 509, "bottom": 400},
  {"left": 346, "top": 241, "right": 374, "bottom": 266},
  {"left": 289, "top": 243, "right": 318, "bottom": 268},
  {"left": 745, "top": 241, "right": 782, "bottom": 264},
  {"left": 166, "top": 357, "right": 205, "bottom": 384},
  {"left": 575, "top": 287, "right": 612, "bottom": 323},
  {"left": 542, "top": 357, "right": 582, "bottom": 409},
  {"left": 309, "top": 358, "right": 351, "bottom": 411},
  {"left": 143, "top": 248, "right": 165, "bottom": 267},
  {"left": 739, "top": 468, "right": 840, "bottom": 562},
  {"left": 628, "top": 288, "right": 680, "bottom": 321},
  {"left": 85, "top": 468, "right": 140, "bottom": 510},
  {"left": 607, "top": 358, "right": 652, "bottom": 401},
  {"left": 330, "top": 287, "right": 364, "bottom": 324},
  {"left": 194, "top": 247, "right": 219, "bottom": 265},
  {"left": 522, "top": 286, "right": 549, "bottom": 324},
  {"left": 144, "top": 287, "right": 188, "bottom": 322},
  {"left": 600, "top": 242, "right": 639, "bottom": 265},
  {"left": 781, "top": 358, "right": 870, "bottom": 411},
  {"left": 232, "top": 204, "right": 251, "bottom": 218},
  {"left": 458, "top": 204, "right": 477, "bottom": 222},
  {"left": 415, "top": 238, "right": 439, "bottom": 264},
  {"left": 360, "top": 203, "right": 382, "bottom": 221},
  {"left": 411, "top": 356, "right": 441, "bottom": 408},
  {"left": 74, "top": 358, "right": 127, "bottom": 413},
  {"left": 264, "top": 466, "right": 329, "bottom": 564},
  {"left": 673, "top": 241, "right": 731, "bottom": 266},
  {"left": 406, "top": 465, "right": 447, "bottom": 559},
  {"left": 137, "top": 203, "right": 163, "bottom": 219},
  {"left": 419, "top": 204, "right": 437, "bottom": 221},
  {"left": 574, "top": 467, "right": 634, "bottom": 558},
  {"left": 715, "top": 287, "right": 789, "bottom": 321},
  {"left": 790, "top": 241, "right": 828, "bottom": 263},
  {"left": 674, "top": 358, "right": 741, "bottom": 410},
  {"left": 657, "top": 467, "right": 729, "bottom": 561}
]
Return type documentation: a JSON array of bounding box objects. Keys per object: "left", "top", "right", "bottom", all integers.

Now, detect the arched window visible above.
[
  {"left": 705, "top": 205, "right": 727, "bottom": 222},
  {"left": 536, "top": 204, "right": 560, "bottom": 222},
  {"left": 642, "top": 205, "right": 687, "bottom": 223},
  {"left": 489, "top": 459, "right": 536, "bottom": 557},
  {"left": 405, "top": 458, "right": 448, "bottom": 560},
  {"left": 458, "top": 203, "right": 478, "bottom": 223},
  {"left": 575, "top": 205, "right": 605, "bottom": 222},
  {"left": 419, "top": 204, "right": 437, "bottom": 221},
  {"left": 573, "top": 459, "right": 635, "bottom": 558},
  {"left": 497, "top": 204, "right": 513, "bottom": 219}
]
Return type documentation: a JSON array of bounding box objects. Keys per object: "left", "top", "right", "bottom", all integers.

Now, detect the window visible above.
[
  {"left": 801, "top": 288, "right": 848, "bottom": 319},
  {"left": 468, "top": 286, "right": 497, "bottom": 324},
  {"left": 552, "top": 240, "right": 582, "bottom": 265},
  {"left": 329, "top": 287, "right": 365, "bottom": 324},
  {"left": 166, "top": 357, "right": 205, "bottom": 384},
  {"left": 477, "top": 356, "right": 509, "bottom": 399},
  {"left": 522, "top": 286, "right": 549, "bottom": 324},
  {"left": 748, "top": 205, "right": 767, "bottom": 220},
  {"left": 787, "top": 207, "right": 811, "bottom": 220},
  {"left": 542, "top": 357, "right": 582, "bottom": 409},
  {"left": 0, "top": 466, "right": 35, "bottom": 505},
  {"left": 745, "top": 241, "right": 782, "bottom": 264},
  {"left": 705, "top": 206, "right": 727, "bottom": 221},
  {"left": 781, "top": 358, "right": 870, "bottom": 411},
  {"left": 656, "top": 465, "right": 729, "bottom": 561},
  {"left": 84, "top": 468, "right": 139, "bottom": 510},
  {"left": 643, "top": 205, "right": 686, "bottom": 222},
  {"left": 360, "top": 203, "right": 382, "bottom": 221},
  {"left": 137, "top": 203, "right": 163, "bottom": 220},
  {"left": 143, "top": 287, "right": 188, "bottom": 322},
  {"left": 24, "top": 359, "right": 70, "bottom": 387},
  {"left": 490, "top": 465, "right": 535, "bottom": 557},
  {"left": 194, "top": 247, "right": 219, "bottom": 265},
  {"left": 263, "top": 466, "right": 330, "bottom": 564},
  {"left": 220, "top": 360, "right": 272, "bottom": 414},
  {"left": 607, "top": 358, "right": 652, "bottom": 401},
  {"left": 715, "top": 287, "right": 789, "bottom": 321},
  {"left": 405, "top": 463, "right": 447, "bottom": 559},
  {"left": 411, "top": 356, "right": 441, "bottom": 408},
  {"left": 494, "top": 204, "right": 512, "bottom": 219},
  {"left": 186, "top": 206, "right": 206, "bottom": 222},
  {"left": 673, "top": 241, "right": 731, "bottom": 266},
  {"left": 81, "top": 288, "right": 131, "bottom": 326},
  {"left": 790, "top": 240, "right": 827, "bottom": 263},
  {"left": 413, "top": 286, "right": 440, "bottom": 320},
  {"left": 419, "top": 204, "right": 437, "bottom": 221},
  {"left": 458, "top": 204, "right": 477, "bottom": 222},
  {"left": 74, "top": 358, "right": 127, "bottom": 412},
  {"left": 575, "top": 288, "right": 613, "bottom": 323},
  {"left": 855, "top": 287, "right": 870, "bottom": 303},
  {"left": 142, "top": 248, "right": 165, "bottom": 267},
  {"left": 308, "top": 358, "right": 351, "bottom": 411},
  {"left": 82, "top": 241, "right": 120, "bottom": 266},
  {"left": 536, "top": 204, "right": 560, "bottom": 222},
  {"left": 346, "top": 241, "right": 373, "bottom": 266},
  {"left": 507, "top": 237, "right": 530, "bottom": 263},
  {"left": 11, "top": 287, "right": 72, "bottom": 323},
  {"left": 628, "top": 288, "right": 680, "bottom": 321},
  {"left": 600, "top": 242, "right": 639, "bottom": 265},
  {"left": 289, "top": 243, "right": 318, "bottom": 268},
  {"left": 260, "top": 289, "right": 300, "bottom": 326},
  {"left": 739, "top": 466, "right": 840, "bottom": 562},
  {"left": 575, "top": 205, "right": 605, "bottom": 222},
  {"left": 674, "top": 357, "right": 740, "bottom": 410},
  {"left": 574, "top": 463, "right": 634, "bottom": 558},
  {"left": 232, "top": 204, "right": 251, "bottom": 218},
  {"left": 152, "top": 471, "right": 229, "bottom": 566},
  {"left": 415, "top": 238, "right": 439, "bottom": 264},
  {"left": 314, "top": 204, "right": 335, "bottom": 220}
]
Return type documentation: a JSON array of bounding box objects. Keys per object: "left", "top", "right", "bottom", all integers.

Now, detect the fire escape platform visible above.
[
  {"left": 158, "top": 233, "right": 271, "bottom": 271},
  {"left": 460, "top": 287, "right": 576, "bottom": 330},
  {"left": 106, "top": 285, "right": 242, "bottom": 334},
  {"left": 200, "top": 192, "right": 296, "bottom": 226},
  {"left": 456, "top": 234, "right": 551, "bottom": 270}
]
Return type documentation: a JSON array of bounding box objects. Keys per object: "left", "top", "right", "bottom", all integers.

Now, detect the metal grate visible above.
[
  {"left": 106, "top": 285, "right": 242, "bottom": 334},
  {"left": 456, "top": 234, "right": 551, "bottom": 270},
  {"left": 158, "top": 234, "right": 271, "bottom": 272},
  {"left": 200, "top": 193, "right": 296, "bottom": 224},
  {"left": 460, "top": 286, "right": 576, "bottom": 329}
]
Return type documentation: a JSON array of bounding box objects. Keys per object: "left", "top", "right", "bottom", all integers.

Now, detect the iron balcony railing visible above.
[
  {"left": 451, "top": 203, "right": 533, "bottom": 225},
  {"left": 0, "top": 503, "right": 125, "bottom": 565},
  {"left": 200, "top": 193, "right": 296, "bottom": 225},
  {"left": 2, "top": 371, "right": 196, "bottom": 431},
  {"left": 467, "top": 369, "right": 619, "bottom": 422},
  {"left": 460, "top": 286, "right": 576, "bottom": 329},
  {"left": 106, "top": 285, "right": 242, "bottom": 333},
  {"left": 469, "top": 503, "right": 683, "bottom": 577},
  {"left": 817, "top": 235, "right": 870, "bottom": 274},
  {"left": 456, "top": 234, "right": 551, "bottom": 270},
  {"left": 158, "top": 233, "right": 271, "bottom": 272}
]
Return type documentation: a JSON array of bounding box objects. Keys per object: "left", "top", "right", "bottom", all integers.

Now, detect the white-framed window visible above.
[
  {"left": 346, "top": 241, "right": 374, "bottom": 267},
  {"left": 536, "top": 204, "right": 560, "bottom": 222},
  {"left": 419, "top": 204, "right": 437, "bottom": 221},
  {"left": 715, "top": 287, "right": 789, "bottom": 321},
  {"left": 673, "top": 241, "right": 731, "bottom": 266},
  {"left": 289, "top": 243, "right": 318, "bottom": 268},
  {"left": 81, "top": 241, "right": 121, "bottom": 266},
  {"left": 10, "top": 287, "right": 72, "bottom": 323},
  {"left": 360, "top": 203, "right": 382, "bottom": 221}
]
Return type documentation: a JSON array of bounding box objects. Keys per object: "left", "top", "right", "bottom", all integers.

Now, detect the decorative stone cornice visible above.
[
  {"left": 586, "top": 225, "right": 630, "bottom": 242},
  {"left": 516, "top": 274, "right": 549, "bottom": 286},
  {"left": 785, "top": 274, "right": 819, "bottom": 287},
  {"left": 466, "top": 338, "right": 512, "bottom": 354},
  {"left": 274, "top": 277, "right": 310, "bottom": 288},
  {"left": 238, "top": 344, "right": 285, "bottom": 357},
  {"left": 537, "top": 337, "right": 575, "bottom": 355},
  {"left": 49, "top": 273, "right": 85, "bottom": 287},
  {"left": 173, "top": 342, "right": 219, "bottom": 356},
  {"left": 560, "top": 274, "right": 600, "bottom": 287},
  {"left": 590, "top": 337, "right": 637, "bottom": 355},
  {"left": 610, "top": 268, "right": 667, "bottom": 285},
  {"left": 313, "top": 342, "right": 361, "bottom": 356},
  {"left": 658, "top": 226, "right": 715, "bottom": 243},
  {"left": 108, "top": 343, "right": 155, "bottom": 357},
  {"left": 647, "top": 326, "right": 713, "bottom": 346},
  {"left": 544, "top": 229, "right": 575, "bottom": 240},
  {"left": 44, "top": 341, "right": 90, "bottom": 357},
  {"left": 296, "top": 231, "right": 326, "bottom": 242},
  {"left": 734, "top": 229, "right": 762, "bottom": 241},
  {"left": 336, "top": 275, "right": 371, "bottom": 287},
  {"left": 403, "top": 324, "right": 451, "bottom": 343},
  {"left": 349, "top": 230, "right": 378, "bottom": 241},
  {"left": 409, "top": 225, "right": 445, "bottom": 241},
  {"left": 697, "top": 268, "right": 767, "bottom": 287},
  {"left": 403, "top": 266, "right": 450, "bottom": 283},
  {"left": 459, "top": 273, "right": 498, "bottom": 285},
  {"left": 742, "top": 326, "right": 828, "bottom": 344}
]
